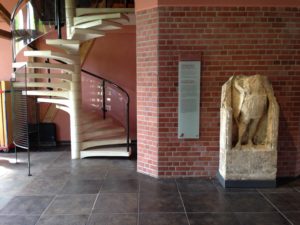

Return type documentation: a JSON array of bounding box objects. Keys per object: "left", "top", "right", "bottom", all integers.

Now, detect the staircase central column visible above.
[
  {"left": 65, "top": 0, "right": 82, "bottom": 159},
  {"left": 65, "top": 0, "right": 75, "bottom": 39},
  {"left": 70, "top": 58, "right": 82, "bottom": 159}
]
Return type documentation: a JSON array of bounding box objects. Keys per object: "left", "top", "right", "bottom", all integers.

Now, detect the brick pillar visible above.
[{"left": 136, "top": 8, "right": 160, "bottom": 177}]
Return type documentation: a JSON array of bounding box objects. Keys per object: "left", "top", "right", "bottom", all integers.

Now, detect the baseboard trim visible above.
[{"left": 217, "top": 171, "right": 277, "bottom": 188}]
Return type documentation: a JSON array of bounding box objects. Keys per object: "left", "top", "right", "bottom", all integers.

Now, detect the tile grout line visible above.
[
  {"left": 175, "top": 179, "right": 191, "bottom": 225},
  {"left": 86, "top": 169, "right": 108, "bottom": 224},
  {"left": 258, "top": 190, "right": 294, "bottom": 225},
  {"left": 34, "top": 195, "right": 58, "bottom": 225},
  {"left": 38, "top": 151, "right": 66, "bottom": 173}
]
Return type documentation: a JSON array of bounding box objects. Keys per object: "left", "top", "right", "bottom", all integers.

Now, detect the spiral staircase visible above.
[{"left": 7, "top": 0, "right": 135, "bottom": 159}]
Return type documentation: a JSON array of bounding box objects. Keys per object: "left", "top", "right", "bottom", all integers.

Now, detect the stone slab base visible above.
[{"left": 217, "top": 171, "right": 276, "bottom": 188}]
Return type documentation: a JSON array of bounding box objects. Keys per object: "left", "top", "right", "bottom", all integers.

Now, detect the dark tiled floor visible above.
[{"left": 0, "top": 150, "right": 299, "bottom": 225}]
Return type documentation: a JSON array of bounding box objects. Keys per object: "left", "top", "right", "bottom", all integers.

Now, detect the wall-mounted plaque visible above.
[{"left": 178, "top": 61, "right": 201, "bottom": 139}]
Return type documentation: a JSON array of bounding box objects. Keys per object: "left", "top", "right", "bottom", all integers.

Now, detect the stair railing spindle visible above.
[
  {"left": 126, "top": 98, "right": 130, "bottom": 152},
  {"left": 102, "top": 80, "right": 106, "bottom": 119},
  {"left": 55, "top": 0, "right": 62, "bottom": 39}
]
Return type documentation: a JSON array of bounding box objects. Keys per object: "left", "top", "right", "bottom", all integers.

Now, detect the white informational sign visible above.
[{"left": 178, "top": 61, "right": 201, "bottom": 139}]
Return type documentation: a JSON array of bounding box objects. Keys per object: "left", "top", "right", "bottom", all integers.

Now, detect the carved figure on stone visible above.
[
  {"left": 233, "top": 75, "right": 267, "bottom": 148},
  {"left": 221, "top": 74, "right": 279, "bottom": 150}
]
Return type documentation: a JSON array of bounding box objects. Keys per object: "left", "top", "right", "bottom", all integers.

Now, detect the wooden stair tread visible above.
[
  {"left": 71, "top": 28, "right": 105, "bottom": 42},
  {"left": 74, "top": 20, "right": 122, "bottom": 30},
  {"left": 74, "top": 13, "right": 129, "bottom": 26},
  {"left": 80, "top": 118, "right": 114, "bottom": 133},
  {"left": 82, "top": 126, "right": 125, "bottom": 141},
  {"left": 46, "top": 39, "right": 81, "bottom": 54},
  {"left": 13, "top": 82, "right": 70, "bottom": 90},
  {"left": 24, "top": 51, "right": 79, "bottom": 64},
  {"left": 13, "top": 62, "right": 75, "bottom": 74},
  {"left": 80, "top": 146, "right": 131, "bottom": 158},
  {"left": 79, "top": 113, "right": 104, "bottom": 124},
  {"left": 76, "top": 8, "right": 134, "bottom": 17},
  {"left": 37, "top": 98, "right": 70, "bottom": 106},
  {"left": 23, "top": 90, "right": 70, "bottom": 99},
  {"left": 13, "top": 72, "right": 72, "bottom": 82},
  {"left": 82, "top": 136, "right": 128, "bottom": 150}
]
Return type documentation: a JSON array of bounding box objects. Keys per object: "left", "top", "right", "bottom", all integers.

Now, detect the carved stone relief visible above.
[{"left": 218, "top": 75, "right": 279, "bottom": 186}]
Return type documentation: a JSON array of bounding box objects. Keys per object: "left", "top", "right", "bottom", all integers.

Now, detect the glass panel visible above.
[
  {"left": 81, "top": 71, "right": 129, "bottom": 128},
  {"left": 81, "top": 72, "right": 103, "bottom": 116},
  {"left": 105, "top": 82, "right": 127, "bottom": 127}
]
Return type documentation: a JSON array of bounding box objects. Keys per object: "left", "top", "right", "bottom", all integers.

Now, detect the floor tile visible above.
[
  {"left": 0, "top": 196, "right": 13, "bottom": 210},
  {"left": 21, "top": 177, "right": 67, "bottom": 195},
  {"left": 29, "top": 152, "right": 63, "bottom": 169},
  {"left": 188, "top": 213, "right": 240, "bottom": 225},
  {"left": 212, "top": 179, "right": 257, "bottom": 193},
  {"left": 71, "top": 167, "right": 107, "bottom": 180},
  {"left": 101, "top": 179, "right": 138, "bottom": 193},
  {"left": 257, "top": 179, "right": 298, "bottom": 193},
  {"left": 48, "top": 152, "right": 77, "bottom": 168},
  {"left": 181, "top": 192, "right": 230, "bottom": 213},
  {"left": 37, "top": 167, "right": 72, "bottom": 179},
  {"left": 235, "top": 212, "right": 291, "bottom": 225},
  {"left": 257, "top": 187, "right": 297, "bottom": 193},
  {"left": 36, "top": 215, "right": 89, "bottom": 225},
  {"left": 177, "top": 178, "right": 217, "bottom": 192},
  {"left": 0, "top": 215, "right": 39, "bottom": 225},
  {"left": 0, "top": 196, "right": 53, "bottom": 215},
  {"left": 0, "top": 177, "right": 32, "bottom": 195},
  {"left": 264, "top": 192, "right": 300, "bottom": 211},
  {"left": 87, "top": 213, "right": 137, "bottom": 225},
  {"left": 139, "top": 213, "right": 189, "bottom": 225},
  {"left": 0, "top": 158, "right": 44, "bottom": 177},
  {"left": 93, "top": 193, "right": 138, "bottom": 213},
  {"left": 288, "top": 179, "right": 300, "bottom": 188},
  {"left": 60, "top": 179, "right": 102, "bottom": 194},
  {"left": 44, "top": 194, "right": 96, "bottom": 215},
  {"left": 225, "top": 193, "right": 276, "bottom": 212},
  {"left": 140, "top": 192, "right": 184, "bottom": 213},
  {"left": 140, "top": 178, "right": 178, "bottom": 193},
  {"left": 106, "top": 168, "right": 139, "bottom": 180},
  {"left": 107, "top": 158, "right": 137, "bottom": 169},
  {"left": 284, "top": 212, "right": 300, "bottom": 225}
]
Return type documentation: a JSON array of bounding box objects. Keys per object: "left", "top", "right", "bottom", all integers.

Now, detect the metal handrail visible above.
[{"left": 10, "top": 0, "right": 27, "bottom": 22}]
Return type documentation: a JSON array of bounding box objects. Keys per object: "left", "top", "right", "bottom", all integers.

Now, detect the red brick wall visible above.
[{"left": 137, "top": 6, "right": 300, "bottom": 178}]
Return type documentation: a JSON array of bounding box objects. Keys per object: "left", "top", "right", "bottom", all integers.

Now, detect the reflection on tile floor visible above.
[{"left": 0, "top": 149, "right": 299, "bottom": 225}]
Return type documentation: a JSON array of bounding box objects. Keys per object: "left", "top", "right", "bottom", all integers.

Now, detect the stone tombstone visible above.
[{"left": 218, "top": 75, "right": 279, "bottom": 188}]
